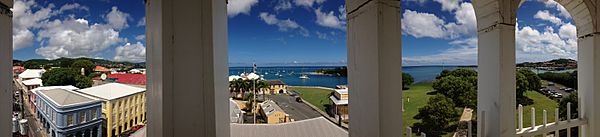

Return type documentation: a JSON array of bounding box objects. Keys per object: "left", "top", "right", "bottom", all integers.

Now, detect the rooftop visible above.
[
  {"left": 78, "top": 83, "right": 146, "bottom": 100},
  {"left": 230, "top": 117, "right": 348, "bottom": 137},
  {"left": 230, "top": 100, "right": 242, "bottom": 123},
  {"left": 22, "top": 78, "right": 42, "bottom": 86},
  {"left": 37, "top": 88, "right": 97, "bottom": 107},
  {"left": 260, "top": 100, "right": 285, "bottom": 116},
  {"left": 266, "top": 80, "right": 286, "bottom": 85},
  {"left": 18, "top": 69, "right": 45, "bottom": 79},
  {"left": 94, "top": 66, "right": 111, "bottom": 72},
  {"left": 335, "top": 89, "right": 348, "bottom": 95},
  {"left": 330, "top": 95, "right": 348, "bottom": 105},
  {"left": 93, "top": 73, "right": 146, "bottom": 85},
  {"left": 31, "top": 85, "right": 79, "bottom": 92}
]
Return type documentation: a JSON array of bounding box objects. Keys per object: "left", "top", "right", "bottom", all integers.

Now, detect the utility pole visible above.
[{"left": 253, "top": 63, "right": 257, "bottom": 124}]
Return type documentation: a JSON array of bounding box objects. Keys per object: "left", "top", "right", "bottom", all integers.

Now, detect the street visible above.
[
  {"left": 266, "top": 94, "right": 321, "bottom": 121},
  {"left": 14, "top": 79, "right": 47, "bottom": 137}
]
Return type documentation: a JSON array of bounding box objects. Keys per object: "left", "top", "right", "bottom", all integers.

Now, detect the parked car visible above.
[
  {"left": 551, "top": 93, "right": 563, "bottom": 98},
  {"left": 565, "top": 88, "right": 575, "bottom": 92},
  {"left": 548, "top": 82, "right": 555, "bottom": 86}
]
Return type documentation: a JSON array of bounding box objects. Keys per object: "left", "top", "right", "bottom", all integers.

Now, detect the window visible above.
[
  {"left": 91, "top": 109, "right": 97, "bottom": 120},
  {"left": 67, "top": 114, "right": 74, "bottom": 126},
  {"left": 79, "top": 111, "right": 86, "bottom": 123}
]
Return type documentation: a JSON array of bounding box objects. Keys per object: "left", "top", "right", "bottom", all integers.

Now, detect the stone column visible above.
[
  {"left": 0, "top": 0, "right": 11, "bottom": 137},
  {"left": 346, "top": 0, "right": 402, "bottom": 136},
  {"left": 477, "top": 22, "right": 516, "bottom": 137},
  {"left": 146, "top": 0, "right": 229, "bottom": 137},
  {"left": 578, "top": 32, "right": 600, "bottom": 137}
]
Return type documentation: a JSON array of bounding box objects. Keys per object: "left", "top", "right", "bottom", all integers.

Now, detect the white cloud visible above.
[
  {"left": 259, "top": 12, "right": 309, "bottom": 36},
  {"left": 106, "top": 6, "right": 130, "bottom": 30},
  {"left": 275, "top": 0, "right": 292, "bottom": 11},
  {"left": 538, "top": 0, "right": 571, "bottom": 19},
  {"left": 515, "top": 23, "right": 577, "bottom": 62},
  {"left": 315, "top": 8, "right": 346, "bottom": 30},
  {"left": 135, "top": 35, "right": 146, "bottom": 41},
  {"left": 434, "top": 0, "right": 462, "bottom": 11},
  {"left": 11, "top": 0, "right": 53, "bottom": 50},
  {"left": 137, "top": 17, "right": 145, "bottom": 27},
  {"left": 534, "top": 10, "right": 563, "bottom": 25},
  {"left": 227, "top": 0, "right": 259, "bottom": 17},
  {"left": 293, "top": 0, "right": 325, "bottom": 7},
  {"left": 56, "top": 3, "right": 89, "bottom": 14},
  {"left": 114, "top": 42, "right": 146, "bottom": 63},
  {"left": 401, "top": 2, "right": 475, "bottom": 39},
  {"left": 35, "top": 18, "right": 122, "bottom": 59},
  {"left": 401, "top": 10, "right": 447, "bottom": 38}
]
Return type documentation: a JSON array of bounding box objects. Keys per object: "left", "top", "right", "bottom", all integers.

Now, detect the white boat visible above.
[{"left": 299, "top": 75, "right": 309, "bottom": 79}]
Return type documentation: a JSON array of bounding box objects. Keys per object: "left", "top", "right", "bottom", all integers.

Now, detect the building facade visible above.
[
  {"left": 329, "top": 89, "right": 348, "bottom": 120},
  {"left": 262, "top": 80, "right": 287, "bottom": 95},
  {"left": 35, "top": 89, "right": 103, "bottom": 137},
  {"left": 77, "top": 83, "right": 146, "bottom": 137},
  {"left": 259, "top": 100, "right": 290, "bottom": 124}
]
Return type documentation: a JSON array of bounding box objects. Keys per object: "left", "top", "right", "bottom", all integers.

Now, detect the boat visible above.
[{"left": 299, "top": 74, "right": 309, "bottom": 79}]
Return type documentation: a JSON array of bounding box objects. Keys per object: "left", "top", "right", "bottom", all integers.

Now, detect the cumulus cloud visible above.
[
  {"left": 434, "top": 0, "right": 462, "bottom": 11},
  {"left": 35, "top": 18, "right": 122, "bottom": 59},
  {"left": 293, "top": 0, "right": 325, "bottom": 7},
  {"left": 137, "top": 17, "right": 145, "bottom": 27},
  {"left": 11, "top": 0, "right": 52, "bottom": 50},
  {"left": 538, "top": 0, "right": 571, "bottom": 19},
  {"left": 534, "top": 10, "right": 563, "bottom": 25},
  {"left": 275, "top": 0, "right": 293, "bottom": 11},
  {"left": 259, "top": 12, "right": 309, "bottom": 36},
  {"left": 515, "top": 23, "right": 577, "bottom": 62},
  {"left": 227, "top": 0, "right": 259, "bottom": 17},
  {"left": 401, "top": 2, "right": 475, "bottom": 39},
  {"left": 314, "top": 7, "right": 346, "bottom": 30},
  {"left": 106, "top": 6, "right": 130, "bottom": 30},
  {"left": 135, "top": 35, "right": 146, "bottom": 41},
  {"left": 56, "top": 3, "right": 89, "bottom": 14},
  {"left": 114, "top": 42, "right": 146, "bottom": 63}
]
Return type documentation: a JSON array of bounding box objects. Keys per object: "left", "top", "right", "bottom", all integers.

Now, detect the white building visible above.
[{"left": 18, "top": 69, "right": 45, "bottom": 81}]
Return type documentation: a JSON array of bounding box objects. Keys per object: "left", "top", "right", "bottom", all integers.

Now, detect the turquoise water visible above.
[{"left": 229, "top": 66, "right": 469, "bottom": 88}]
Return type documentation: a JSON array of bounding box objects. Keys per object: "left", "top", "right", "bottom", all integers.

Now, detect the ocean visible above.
[{"left": 229, "top": 66, "right": 469, "bottom": 88}]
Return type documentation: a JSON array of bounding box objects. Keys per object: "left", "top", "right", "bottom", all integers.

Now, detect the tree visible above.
[
  {"left": 413, "top": 95, "right": 460, "bottom": 136},
  {"left": 71, "top": 59, "right": 95, "bottom": 76},
  {"left": 402, "top": 72, "right": 414, "bottom": 90},
  {"left": 518, "top": 69, "right": 542, "bottom": 91},
  {"left": 41, "top": 68, "right": 92, "bottom": 89},
  {"left": 432, "top": 76, "right": 477, "bottom": 108},
  {"left": 559, "top": 93, "right": 578, "bottom": 120},
  {"left": 516, "top": 72, "right": 532, "bottom": 105},
  {"left": 23, "top": 61, "right": 41, "bottom": 69}
]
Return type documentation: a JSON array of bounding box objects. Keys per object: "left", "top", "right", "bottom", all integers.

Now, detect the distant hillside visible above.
[
  {"left": 517, "top": 58, "right": 576, "bottom": 69},
  {"left": 13, "top": 57, "right": 145, "bottom": 69}
]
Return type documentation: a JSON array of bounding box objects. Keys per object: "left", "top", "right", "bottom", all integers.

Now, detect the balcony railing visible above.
[{"left": 516, "top": 102, "right": 587, "bottom": 137}]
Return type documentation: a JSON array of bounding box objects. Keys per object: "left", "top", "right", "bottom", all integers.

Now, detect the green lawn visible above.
[
  {"left": 402, "top": 83, "right": 438, "bottom": 136},
  {"left": 519, "top": 90, "right": 559, "bottom": 128},
  {"left": 290, "top": 87, "right": 334, "bottom": 112}
]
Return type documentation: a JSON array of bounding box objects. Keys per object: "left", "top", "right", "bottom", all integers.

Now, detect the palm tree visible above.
[{"left": 256, "top": 80, "right": 270, "bottom": 101}]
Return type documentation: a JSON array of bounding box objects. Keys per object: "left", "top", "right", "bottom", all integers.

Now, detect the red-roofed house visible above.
[
  {"left": 94, "top": 66, "right": 111, "bottom": 72},
  {"left": 93, "top": 74, "right": 146, "bottom": 85},
  {"left": 13, "top": 66, "right": 25, "bottom": 78}
]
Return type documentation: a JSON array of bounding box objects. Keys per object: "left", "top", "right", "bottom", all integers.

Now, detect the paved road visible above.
[
  {"left": 543, "top": 81, "right": 575, "bottom": 99},
  {"left": 267, "top": 94, "right": 321, "bottom": 121}
]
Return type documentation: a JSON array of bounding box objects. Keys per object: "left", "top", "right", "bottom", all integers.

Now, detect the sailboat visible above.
[{"left": 299, "top": 74, "right": 309, "bottom": 79}]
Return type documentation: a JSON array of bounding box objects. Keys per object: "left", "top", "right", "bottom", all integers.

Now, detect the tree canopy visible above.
[
  {"left": 402, "top": 72, "right": 414, "bottom": 90},
  {"left": 41, "top": 68, "right": 92, "bottom": 89},
  {"left": 413, "top": 95, "right": 460, "bottom": 137},
  {"left": 559, "top": 93, "right": 578, "bottom": 120},
  {"left": 432, "top": 68, "right": 477, "bottom": 108},
  {"left": 71, "top": 59, "right": 96, "bottom": 76}
]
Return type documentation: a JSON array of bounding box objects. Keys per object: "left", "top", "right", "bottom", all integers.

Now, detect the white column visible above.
[
  {"left": 477, "top": 23, "right": 516, "bottom": 137},
  {"left": 146, "top": 0, "right": 229, "bottom": 137},
  {"left": 577, "top": 32, "right": 600, "bottom": 137},
  {"left": 0, "top": 0, "right": 12, "bottom": 137},
  {"left": 346, "top": 0, "right": 402, "bottom": 136}
]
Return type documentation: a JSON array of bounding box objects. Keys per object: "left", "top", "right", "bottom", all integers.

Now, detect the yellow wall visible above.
[
  {"left": 265, "top": 111, "right": 288, "bottom": 124},
  {"left": 103, "top": 92, "right": 146, "bottom": 137},
  {"left": 261, "top": 85, "right": 287, "bottom": 95}
]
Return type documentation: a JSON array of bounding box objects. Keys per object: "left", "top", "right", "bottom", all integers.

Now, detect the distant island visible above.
[
  {"left": 13, "top": 57, "right": 145, "bottom": 69},
  {"left": 517, "top": 58, "right": 577, "bottom": 71},
  {"left": 314, "top": 67, "right": 347, "bottom": 76}
]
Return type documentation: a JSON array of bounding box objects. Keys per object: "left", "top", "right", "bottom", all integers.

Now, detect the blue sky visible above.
[{"left": 13, "top": 0, "right": 577, "bottom": 66}]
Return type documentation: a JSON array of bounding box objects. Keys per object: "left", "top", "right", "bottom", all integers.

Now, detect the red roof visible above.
[
  {"left": 94, "top": 74, "right": 146, "bottom": 85},
  {"left": 94, "top": 66, "right": 111, "bottom": 72},
  {"left": 13, "top": 66, "right": 25, "bottom": 73}
]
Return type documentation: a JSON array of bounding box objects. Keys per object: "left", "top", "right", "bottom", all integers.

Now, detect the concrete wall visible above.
[{"left": 0, "top": 0, "right": 11, "bottom": 136}]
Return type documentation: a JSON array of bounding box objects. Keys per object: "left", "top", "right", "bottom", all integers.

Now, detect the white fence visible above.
[{"left": 515, "top": 102, "right": 587, "bottom": 137}]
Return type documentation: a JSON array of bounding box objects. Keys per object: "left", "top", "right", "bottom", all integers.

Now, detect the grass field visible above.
[
  {"left": 402, "top": 83, "right": 436, "bottom": 135},
  {"left": 520, "top": 90, "right": 559, "bottom": 127},
  {"left": 289, "top": 87, "right": 334, "bottom": 112}
]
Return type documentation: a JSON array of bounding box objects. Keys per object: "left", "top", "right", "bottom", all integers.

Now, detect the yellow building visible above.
[
  {"left": 77, "top": 83, "right": 146, "bottom": 137},
  {"left": 262, "top": 80, "right": 287, "bottom": 95},
  {"left": 259, "top": 100, "right": 290, "bottom": 124}
]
